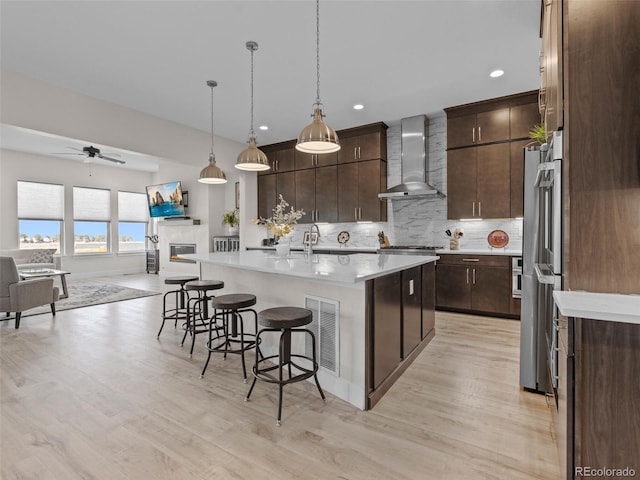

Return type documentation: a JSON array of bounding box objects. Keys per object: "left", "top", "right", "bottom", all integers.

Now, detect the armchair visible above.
[{"left": 0, "top": 256, "right": 59, "bottom": 329}]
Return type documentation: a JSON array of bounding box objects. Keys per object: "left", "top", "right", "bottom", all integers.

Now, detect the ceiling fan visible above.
[{"left": 52, "top": 145, "right": 126, "bottom": 165}]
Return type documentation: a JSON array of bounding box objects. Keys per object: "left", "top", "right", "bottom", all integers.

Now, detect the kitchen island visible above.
[{"left": 183, "top": 250, "right": 438, "bottom": 410}]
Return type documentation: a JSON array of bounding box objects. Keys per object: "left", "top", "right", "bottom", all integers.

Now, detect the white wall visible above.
[{"left": 0, "top": 70, "right": 248, "bottom": 276}]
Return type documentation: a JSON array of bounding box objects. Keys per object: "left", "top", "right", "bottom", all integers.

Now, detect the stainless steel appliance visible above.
[
  {"left": 520, "top": 130, "right": 563, "bottom": 395},
  {"left": 511, "top": 257, "right": 522, "bottom": 298},
  {"left": 377, "top": 246, "right": 443, "bottom": 256}
]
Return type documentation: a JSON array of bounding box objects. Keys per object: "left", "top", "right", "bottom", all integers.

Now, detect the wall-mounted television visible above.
[{"left": 145, "top": 181, "right": 186, "bottom": 218}]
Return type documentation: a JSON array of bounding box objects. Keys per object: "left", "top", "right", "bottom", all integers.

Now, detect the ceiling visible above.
[{"left": 0, "top": 0, "right": 541, "bottom": 170}]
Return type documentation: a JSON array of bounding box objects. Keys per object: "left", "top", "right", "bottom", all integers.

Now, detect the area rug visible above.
[{"left": 2, "top": 280, "right": 161, "bottom": 319}]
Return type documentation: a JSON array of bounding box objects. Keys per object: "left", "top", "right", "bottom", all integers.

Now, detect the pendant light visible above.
[
  {"left": 236, "top": 41, "right": 270, "bottom": 171},
  {"left": 198, "top": 80, "right": 227, "bottom": 184},
  {"left": 296, "top": 0, "right": 340, "bottom": 154}
]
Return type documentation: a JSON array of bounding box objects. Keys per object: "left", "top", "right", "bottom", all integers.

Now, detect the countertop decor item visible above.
[
  {"left": 337, "top": 231, "right": 350, "bottom": 245},
  {"left": 198, "top": 80, "right": 227, "bottom": 184},
  {"left": 253, "top": 194, "right": 304, "bottom": 243},
  {"left": 222, "top": 208, "right": 240, "bottom": 235},
  {"left": 487, "top": 229, "right": 509, "bottom": 248},
  {"left": 235, "top": 41, "right": 270, "bottom": 171},
  {"left": 450, "top": 227, "right": 464, "bottom": 250}
]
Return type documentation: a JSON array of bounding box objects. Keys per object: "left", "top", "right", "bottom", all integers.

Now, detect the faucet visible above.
[{"left": 307, "top": 224, "right": 320, "bottom": 256}]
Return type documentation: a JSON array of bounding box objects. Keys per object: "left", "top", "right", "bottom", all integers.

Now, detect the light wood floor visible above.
[{"left": 0, "top": 273, "right": 560, "bottom": 479}]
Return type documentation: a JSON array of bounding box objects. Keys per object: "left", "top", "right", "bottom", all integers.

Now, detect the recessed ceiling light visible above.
[
  {"left": 490, "top": 69, "right": 504, "bottom": 78},
  {"left": 259, "top": 125, "right": 269, "bottom": 130},
  {"left": 353, "top": 104, "right": 364, "bottom": 110}
]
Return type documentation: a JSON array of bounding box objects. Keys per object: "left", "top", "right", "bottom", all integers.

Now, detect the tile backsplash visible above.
[{"left": 288, "top": 112, "right": 522, "bottom": 252}]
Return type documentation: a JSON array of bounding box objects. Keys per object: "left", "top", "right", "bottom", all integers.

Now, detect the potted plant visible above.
[
  {"left": 222, "top": 209, "right": 240, "bottom": 235},
  {"left": 528, "top": 123, "right": 546, "bottom": 146}
]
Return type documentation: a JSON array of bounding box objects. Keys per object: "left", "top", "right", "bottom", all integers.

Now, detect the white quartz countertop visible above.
[
  {"left": 183, "top": 251, "right": 438, "bottom": 284},
  {"left": 553, "top": 291, "right": 640, "bottom": 325},
  {"left": 247, "top": 245, "right": 377, "bottom": 253},
  {"left": 436, "top": 248, "right": 522, "bottom": 256}
]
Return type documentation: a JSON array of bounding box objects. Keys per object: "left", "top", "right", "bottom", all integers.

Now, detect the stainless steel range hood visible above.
[{"left": 378, "top": 114, "right": 445, "bottom": 199}]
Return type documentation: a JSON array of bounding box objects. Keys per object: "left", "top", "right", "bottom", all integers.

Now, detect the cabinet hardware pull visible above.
[
  {"left": 315, "top": 210, "right": 319, "bottom": 221},
  {"left": 472, "top": 201, "right": 476, "bottom": 216},
  {"left": 472, "top": 268, "right": 476, "bottom": 285},
  {"left": 472, "top": 127, "right": 475, "bottom": 143},
  {"left": 354, "top": 147, "right": 357, "bottom": 159},
  {"left": 466, "top": 268, "right": 469, "bottom": 284},
  {"left": 462, "top": 258, "right": 480, "bottom": 262},
  {"left": 478, "top": 126, "right": 482, "bottom": 142},
  {"left": 358, "top": 146, "right": 361, "bottom": 159},
  {"left": 355, "top": 207, "right": 358, "bottom": 220},
  {"left": 478, "top": 202, "right": 482, "bottom": 216},
  {"left": 359, "top": 207, "right": 362, "bottom": 219}
]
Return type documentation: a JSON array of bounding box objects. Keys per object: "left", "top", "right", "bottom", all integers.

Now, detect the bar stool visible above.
[
  {"left": 181, "top": 279, "right": 225, "bottom": 356},
  {"left": 245, "top": 306, "right": 325, "bottom": 426},
  {"left": 200, "top": 293, "right": 260, "bottom": 381},
  {"left": 158, "top": 275, "right": 199, "bottom": 338}
]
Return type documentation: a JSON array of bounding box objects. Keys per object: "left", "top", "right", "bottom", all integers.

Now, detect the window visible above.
[
  {"left": 118, "top": 191, "right": 148, "bottom": 253},
  {"left": 73, "top": 187, "right": 111, "bottom": 254},
  {"left": 17, "top": 181, "right": 64, "bottom": 253}
]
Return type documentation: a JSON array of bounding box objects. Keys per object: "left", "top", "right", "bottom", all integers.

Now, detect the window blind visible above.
[
  {"left": 73, "top": 187, "right": 111, "bottom": 221},
  {"left": 17, "top": 181, "right": 64, "bottom": 220},
  {"left": 118, "top": 191, "right": 148, "bottom": 222}
]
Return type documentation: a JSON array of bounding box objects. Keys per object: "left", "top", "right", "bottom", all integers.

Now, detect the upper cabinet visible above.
[
  {"left": 540, "top": 0, "right": 563, "bottom": 136},
  {"left": 445, "top": 91, "right": 539, "bottom": 220},
  {"left": 258, "top": 141, "right": 295, "bottom": 175},
  {"left": 259, "top": 122, "right": 388, "bottom": 224},
  {"left": 337, "top": 123, "right": 388, "bottom": 164},
  {"left": 447, "top": 109, "right": 510, "bottom": 149}
]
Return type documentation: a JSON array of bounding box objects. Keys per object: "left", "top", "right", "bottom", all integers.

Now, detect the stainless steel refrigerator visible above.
[{"left": 519, "top": 144, "right": 550, "bottom": 393}]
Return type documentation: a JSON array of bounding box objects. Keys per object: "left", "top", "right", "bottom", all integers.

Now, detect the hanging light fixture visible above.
[
  {"left": 236, "top": 41, "right": 270, "bottom": 171},
  {"left": 296, "top": 0, "right": 340, "bottom": 154},
  {"left": 198, "top": 80, "right": 227, "bottom": 184}
]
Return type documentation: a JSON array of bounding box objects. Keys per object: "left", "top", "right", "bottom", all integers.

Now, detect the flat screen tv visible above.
[{"left": 145, "top": 181, "right": 186, "bottom": 218}]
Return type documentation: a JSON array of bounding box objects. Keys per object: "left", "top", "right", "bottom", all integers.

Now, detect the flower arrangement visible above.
[{"left": 253, "top": 194, "right": 304, "bottom": 239}]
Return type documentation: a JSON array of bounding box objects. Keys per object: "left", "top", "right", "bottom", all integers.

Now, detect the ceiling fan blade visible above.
[{"left": 97, "top": 153, "right": 126, "bottom": 165}]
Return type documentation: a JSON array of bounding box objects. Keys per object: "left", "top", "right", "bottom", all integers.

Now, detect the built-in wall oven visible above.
[{"left": 534, "top": 131, "right": 563, "bottom": 399}]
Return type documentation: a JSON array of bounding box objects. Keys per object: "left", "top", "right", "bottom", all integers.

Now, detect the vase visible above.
[
  {"left": 227, "top": 225, "right": 239, "bottom": 236},
  {"left": 274, "top": 236, "right": 291, "bottom": 257}
]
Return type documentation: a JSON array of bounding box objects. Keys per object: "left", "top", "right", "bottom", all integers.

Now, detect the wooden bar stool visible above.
[
  {"left": 200, "top": 293, "right": 260, "bottom": 381},
  {"left": 158, "top": 275, "right": 199, "bottom": 338},
  {"left": 245, "top": 306, "right": 325, "bottom": 426},
  {"left": 181, "top": 279, "right": 225, "bottom": 356}
]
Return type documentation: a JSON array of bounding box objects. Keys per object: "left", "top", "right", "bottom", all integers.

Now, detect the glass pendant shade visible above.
[
  {"left": 236, "top": 136, "right": 270, "bottom": 171},
  {"left": 198, "top": 153, "right": 227, "bottom": 184},
  {"left": 296, "top": 107, "right": 340, "bottom": 153}
]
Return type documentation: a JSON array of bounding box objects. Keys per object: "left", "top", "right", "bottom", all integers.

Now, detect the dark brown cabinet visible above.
[
  {"left": 510, "top": 139, "right": 529, "bottom": 218},
  {"left": 337, "top": 123, "right": 387, "bottom": 164},
  {"left": 447, "top": 108, "right": 510, "bottom": 149},
  {"left": 294, "top": 165, "right": 338, "bottom": 223},
  {"left": 372, "top": 271, "right": 401, "bottom": 389},
  {"left": 446, "top": 143, "right": 510, "bottom": 219},
  {"left": 540, "top": 0, "right": 563, "bottom": 136},
  {"left": 338, "top": 160, "right": 387, "bottom": 222},
  {"left": 258, "top": 141, "right": 295, "bottom": 175},
  {"left": 368, "top": 262, "right": 437, "bottom": 408},
  {"left": 402, "top": 266, "right": 422, "bottom": 358},
  {"left": 435, "top": 255, "right": 512, "bottom": 317},
  {"left": 294, "top": 150, "right": 337, "bottom": 170},
  {"left": 421, "top": 262, "right": 436, "bottom": 338},
  {"left": 446, "top": 92, "right": 539, "bottom": 220},
  {"left": 257, "top": 171, "right": 295, "bottom": 219},
  {"left": 259, "top": 122, "right": 387, "bottom": 224}
]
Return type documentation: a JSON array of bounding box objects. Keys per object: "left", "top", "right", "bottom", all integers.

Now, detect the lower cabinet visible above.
[
  {"left": 435, "top": 254, "right": 513, "bottom": 317},
  {"left": 368, "top": 263, "right": 437, "bottom": 408},
  {"left": 402, "top": 266, "right": 422, "bottom": 358}
]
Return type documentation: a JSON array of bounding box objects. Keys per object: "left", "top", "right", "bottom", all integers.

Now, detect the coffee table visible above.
[{"left": 18, "top": 268, "right": 70, "bottom": 299}]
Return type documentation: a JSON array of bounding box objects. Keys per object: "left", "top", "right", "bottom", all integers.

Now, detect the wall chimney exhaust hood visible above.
[{"left": 378, "top": 114, "right": 445, "bottom": 199}]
